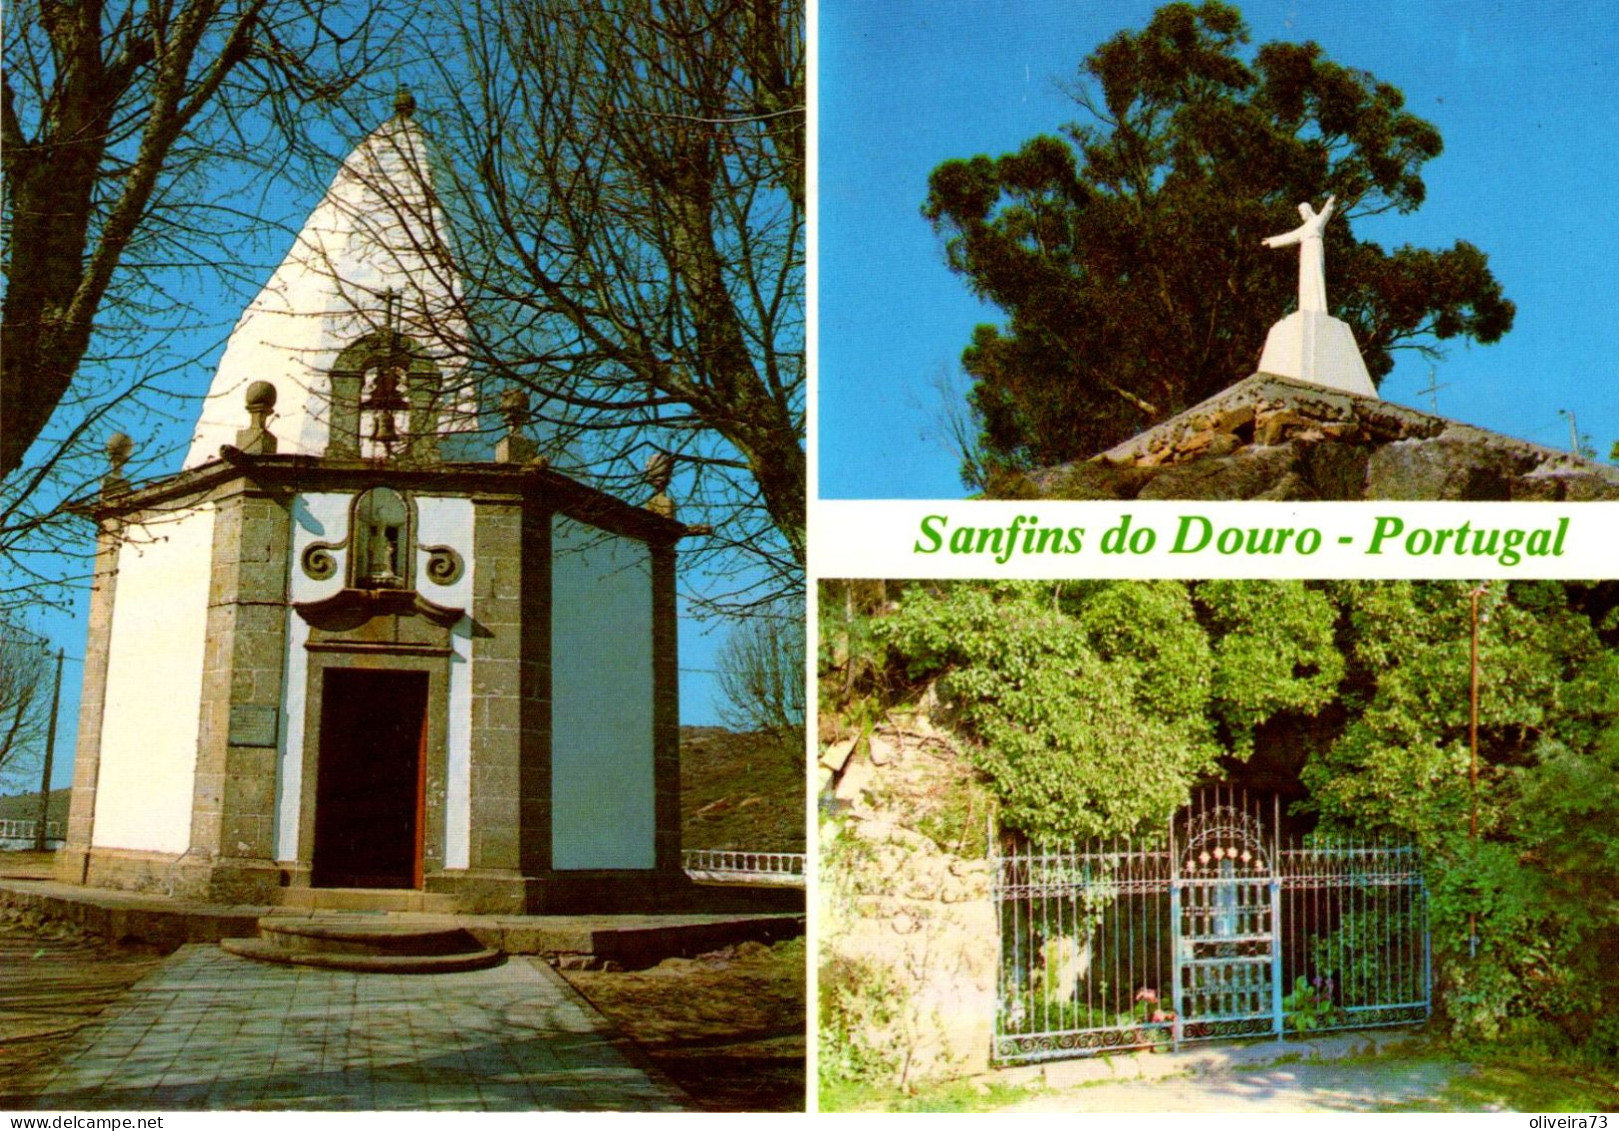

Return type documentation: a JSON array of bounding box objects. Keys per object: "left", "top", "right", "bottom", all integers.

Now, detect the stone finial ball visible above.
[
  {"left": 105, "top": 433, "right": 134, "bottom": 462},
  {"left": 246, "top": 381, "right": 278, "bottom": 411},
  {"left": 499, "top": 388, "right": 529, "bottom": 426},
  {"left": 644, "top": 450, "right": 674, "bottom": 492}
]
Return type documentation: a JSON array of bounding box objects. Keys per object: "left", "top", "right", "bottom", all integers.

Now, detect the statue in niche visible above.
[
  {"left": 353, "top": 487, "right": 411, "bottom": 588},
  {"left": 1262, "top": 195, "right": 1336, "bottom": 314}
]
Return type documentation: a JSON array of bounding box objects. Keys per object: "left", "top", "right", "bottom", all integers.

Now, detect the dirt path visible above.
[
  {"left": 560, "top": 938, "right": 805, "bottom": 1111},
  {"left": 0, "top": 908, "right": 166, "bottom": 1090}
]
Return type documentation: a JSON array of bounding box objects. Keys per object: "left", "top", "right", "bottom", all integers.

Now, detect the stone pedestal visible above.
[{"left": 1257, "top": 310, "right": 1377, "bottom": 398}]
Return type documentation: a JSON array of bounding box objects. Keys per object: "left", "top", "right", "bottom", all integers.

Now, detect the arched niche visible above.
[
  {"left": 327, "top": 330, "right": 445, "bottom": 461},
  {"left": 350, "top": 486, "right": 415, "bottom": 589}
]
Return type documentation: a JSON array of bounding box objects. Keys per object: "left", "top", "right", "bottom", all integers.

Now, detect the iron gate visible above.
[{"left": 992, "top": 788, "right": 1430, "bottom": 1064}]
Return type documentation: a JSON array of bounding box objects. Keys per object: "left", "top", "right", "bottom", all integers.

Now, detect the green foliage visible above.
[
  {"left": 922, "top": 1, "right": 1514, "bottom": 484},
  {"left": 1305, "top": 890, "right": 1423, "bottom": 1009},
  {"left": 1282, "top": 976, "right": 1342, "bottom": 1032},
  {"left": 1301, "top": 582, "right": 1619, "bottom": 1059},
  {"left": 1303, "top": 581, "right": 1610, "bottom": 842},
  {"left": 1198, "top": 580, "right": 1342, "bottom": 753},
  {"left": 819, "top": 816, "right": 881, "bottom": 893},
  {"left": 818, "top": 953, "right": 906, "bottom": 1091},
  {"left": 874, "top": 583, "right": 1222, "bottom": 841},
  {"left": 1426, "top": 838, "right": 1585, "bottom": 1045},
  {"left": 861, "top": 580, "right": 1365, "bottom": 842},
  {"left": 817, "top": 579, "right": 895, "bottom": 713},
  {"left": 840, "top": 579, "right": 1619, "bottom": 1064},
  {"left": 1513, "top": 680, "right": 1619, "bottom": 912},
  {"left": 1426, "top": 1058, "right": 1619, "bottom": 1114},
  {"left": 885, "top": 1078, "right": 1043, "bottom": 1113},
  {"left": 822, "top": 1073, "right": 1042, "bottom": 1114},
  {"left": 911, "top": 774, "right": 994, "bottom": 860},
  {"left": 1074, "top": 580, "right": 1212, "bottom": 721}
]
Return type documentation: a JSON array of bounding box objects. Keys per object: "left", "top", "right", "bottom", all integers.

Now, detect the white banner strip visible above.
[{"left": 810, "top": 500, "right": 1619, "bottom": 580}]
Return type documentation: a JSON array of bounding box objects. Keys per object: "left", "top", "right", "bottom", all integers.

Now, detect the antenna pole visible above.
[{"left": 33, "top": 648, "right": 64, "bottom": 853}]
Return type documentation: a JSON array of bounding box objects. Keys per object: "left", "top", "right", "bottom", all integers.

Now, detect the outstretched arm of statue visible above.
[{"left": 1264, "top": 196, "right": 1336, "bottom": 246}]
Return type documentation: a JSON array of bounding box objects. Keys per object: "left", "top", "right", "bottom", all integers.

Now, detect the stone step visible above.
[
  {"left": 279, "top": 887, "right": 459, "bottom": 913},
  {"left": 220, "top": 936, "right": 503, "bottom": 973},
  {"left": 258, "top": 918, "right": 486, "bottom": 956},
  {"left": 220, "top": 916, "right": 502, "bottom": 973}
]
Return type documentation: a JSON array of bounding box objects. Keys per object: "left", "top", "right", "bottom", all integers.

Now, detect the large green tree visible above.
[
  {"left": 923, "top": 1, "right": 1515, "bottom": 487},
  {"left": 1300, "top": 580, "right": 1619, "bottom": 1050}
]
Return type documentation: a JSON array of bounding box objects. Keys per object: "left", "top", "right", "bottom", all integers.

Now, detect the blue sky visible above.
[{"left": 818, "top": 0, "right": 1619, "bottom": 497}]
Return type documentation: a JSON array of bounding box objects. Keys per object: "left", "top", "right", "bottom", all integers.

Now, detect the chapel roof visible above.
[{"left": 184, "top": 94, "right": 473, "bottom": 468}]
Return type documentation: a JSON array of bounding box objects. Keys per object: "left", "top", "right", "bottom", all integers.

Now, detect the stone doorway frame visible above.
[
  {"left": 310, "top": 667, "right": 431, "bottom": 889},
  {"left": 296, "top": 645, "right": 452, "bottom": 889}
]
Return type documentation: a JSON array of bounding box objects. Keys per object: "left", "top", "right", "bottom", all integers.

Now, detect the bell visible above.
[
  {"left": 363, "top": 360, "right": 410, "bottom": 451},
  {"left": 372, "top": 408, "right": 400, "bottom": 445}
]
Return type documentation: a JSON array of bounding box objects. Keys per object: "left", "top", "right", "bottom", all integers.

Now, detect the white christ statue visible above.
[{"left": 1262, "top": 195, "right": 1335, "bottom": 313}]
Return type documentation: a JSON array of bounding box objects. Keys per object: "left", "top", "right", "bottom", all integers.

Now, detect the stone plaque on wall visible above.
[{"left": 228, "top": 705, "right": 279, "bottom": 747}]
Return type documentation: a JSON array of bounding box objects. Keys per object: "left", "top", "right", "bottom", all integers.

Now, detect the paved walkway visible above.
[
  {"left": 983, "top": 1030, "right": 1477, "bottom": 1113},
  {"left": 1005, "top": 1060, "right": 1467, "bottom": 1112},
  {"left": 4, "top": 945, "right": 693, "bottom": 1111}
]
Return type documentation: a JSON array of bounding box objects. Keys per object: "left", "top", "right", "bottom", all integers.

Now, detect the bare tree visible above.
[
  {"left": 1, "top": 0, "right": 412, "bottom": 608},
  {"left": 0, "top": 628, "right": 52, "bottom": 790},
  {"left": 408, "top": 0, "right": 805, "bottom": 605},
  {"left": 716, "top": 599, "right": 804, "bottom": 758},
  {"left": 926, "top": 364, "right": 991, "bottom": 495}
]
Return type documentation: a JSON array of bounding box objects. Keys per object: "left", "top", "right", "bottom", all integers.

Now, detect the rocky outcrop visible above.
[
  {"left": 820, "top": 724, "right": 998, "bottom": 1086},
  {"left": 1001, "top": 374, "right": 1619, "bottom": 501}
]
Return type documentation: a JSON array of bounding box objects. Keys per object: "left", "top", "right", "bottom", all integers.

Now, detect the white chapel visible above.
[{"left": 57, "top": 94, "right": 691, "bottom": 914}]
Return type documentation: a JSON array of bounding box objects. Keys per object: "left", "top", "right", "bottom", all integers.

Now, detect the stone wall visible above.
[
  {"left": 998, "top": 374, "right": 1619, "bottom": 501},
  {"left": 820, "top": 725, "right": 998, "bottom": 1086}
]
